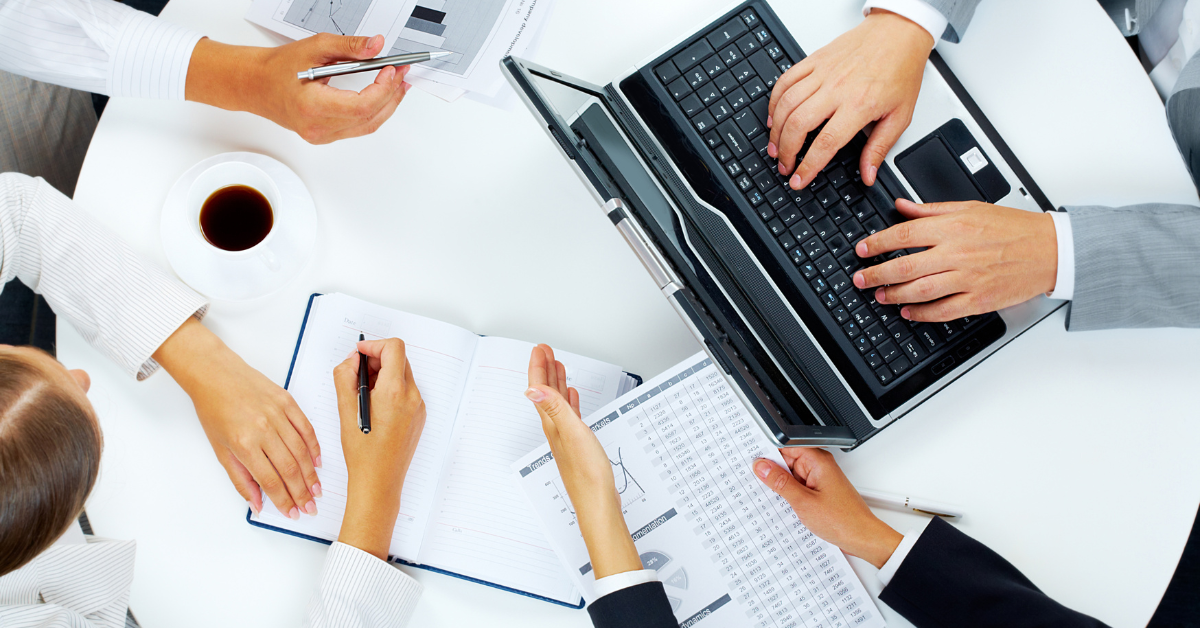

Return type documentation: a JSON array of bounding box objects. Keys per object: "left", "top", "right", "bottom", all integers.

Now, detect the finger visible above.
[
  {"left": 567, "top": 387, "right": 581, "bottom": 416},
  {"left": 768, "top": 75, "right": 821, "bottom": 162},
  {"left": 787, "top": 447, "right": 836, "bottom": 486},
  {"left": 322, "top": 81, "right": 407, "bottom": 142},
  {"left": 768, "top": 58, "right": 815, "bottom": 126},
  {"left": 895, "top": 198, "right": 972, "bottom": 219},
  {"left": 902, "top": 292, "right": 984, "bottom": 323},
  {"left": 753, "top": 459, "right": 816, "bottom": 508},
  {"left": 855, "top": 217, "right": 944, "bottom": 258},
  {"left": 312, "top": 33, "right": 385, "bottom": 64},
  {"left": 555, "top": 361, "right": 568, "bottom": 398},
  {"left": 281, "top": 392, "right": 322, "bottom": 469},
  {"left": 853, "top": 249, "right": 945, "bottom": 290},
  {"left": 544, "top": 346, "right": 559, "bottom": 392},
  {"left": 217, "top": 447, "right": 263, "bottom": 515},
  {"left": 272, "top": 411, "right": 323, "bottom": 506},
  {"left": 242, "top": 449, "right": 298, "bottom": 520},
  {"left": 775, "top": 94, "right": 831, "bottom": 177},
  {"left": 859, "top": 113, "right": 910, "bottom": 186},
  {"left": 334, "top": 352, "right": 361, "bottom": 400},
  {"left": 792, "top": 109, "right": 864, "bottom": 189},
  {"left": 263, "top": 435, "right": 317, "bottom": 516},
  {"left": 876, "top": 271, "right": 963, "bottom": 306},
  {"left": 529, "top": 345, "right": 551, "bottom": 387},
  {"left": 524, "top": 385, "right": 581, "bottom": 432}
]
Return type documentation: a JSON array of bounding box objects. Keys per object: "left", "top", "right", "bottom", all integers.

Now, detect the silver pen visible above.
[
  {"left": 858, "top": 489, "right": 965, "bottom": 520},
  {"left": 297, "top": 50, "right": 452, "bottom": 81}
]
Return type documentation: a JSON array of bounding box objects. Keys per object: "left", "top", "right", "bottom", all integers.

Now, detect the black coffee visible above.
[{"left": 199, "top": 185, "right": 274, "bottom": 251}]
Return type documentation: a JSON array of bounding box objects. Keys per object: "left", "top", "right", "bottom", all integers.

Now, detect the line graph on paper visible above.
[
  {"left": 386, "top": 0, "right": 506, "bottom": 77},
  {"left": 549, "top": 446, "right": 646, "bottom": 526},
  {"left": 284, "top": 0, "right": 371, "bottom": 35}
]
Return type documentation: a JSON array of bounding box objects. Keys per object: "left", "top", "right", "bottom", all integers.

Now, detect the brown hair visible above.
[{"left": 0, "top": 352, "right": 101, "bottom": 576}]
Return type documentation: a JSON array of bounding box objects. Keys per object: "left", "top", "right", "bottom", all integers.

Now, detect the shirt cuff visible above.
[
  {"left": 1046, "top": 211, "right": 1075, "bottom": 301},
  {"left": 306, "top": 542, "right": 423, "bottom": 628},
  {"left": 863, "top": 0, "right": 950, "bottom": 46},
  {"left": 593, "top": 569, "right": 658, "bottom": 600},
  {"left": 877, "top": 526, "right": 925, "bottom": 587},
  {"left": 109, "top": 10, "right": 204, "bottom": 100}
]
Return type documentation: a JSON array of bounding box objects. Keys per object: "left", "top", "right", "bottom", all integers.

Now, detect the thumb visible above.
[
  {"left": 524, "top": 385, "right": 582, "bottom": 429},
  {"left": 754, "top": 459, "right": 814, "bottom": 508},
  {"left": 860, "top": 113, "right": 909, "bottom": 186},
  {"left": 316, "top": 33, "right": 385, "bottom": 63},
  {"left": 895, "top": 198, "right": 970, "bottom": 218}
]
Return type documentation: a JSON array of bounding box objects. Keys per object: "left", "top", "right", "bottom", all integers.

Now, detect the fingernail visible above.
[
  {"left": 304, "top": 501, "right": 318, "bottom": 516},
  {"left": 767, "top": 114, "right": 773, "bottom": 128},
  {"left": 312, "top": 483, "right": 323, "bottom": 498},
  {"left": 778, "top": 163, "right": 787, "bottom": 175},
  {"left": 901, "top": 307, "right": 911, "bottom": 320},
  {"left": 767, "top": 142, "right": 777, "bottom": 158},
  {"left": 754, "top": 460, "right": 771, "bottom": 479},
  {"left": 346, "top": 350, "right": 357, "bottom": 360},
  {"left": 853, "top": 272, "right": 865, "bottom": 288},
  {"left": 288, "top": 507, "right": 299, "bottom": 521},
  {"left": 789, "top": 174, "right": 803, "bottom": 189},
  {"left": 402, "top": 81, "right": 412, "bottom": 92},
  {"left": 524, "top": 387, "right": 546, "bottom": 402},
  {"left": 247, "top": 501, "right": 260, "bottom": 516},
  {"left": 876, "top": 288, "right": 887, "bottom": 304},
  {"left": 856, "top": 241, "right": 868, "bottom": 256},
  {"left": 370, "top": 35, "right": 382, "bottom": 47},
  {"left": 315, "top": 455, "right": 323, "bottom": 469},
  {"left": 867, "top": 165, "right": 878, "bottom": 183}
]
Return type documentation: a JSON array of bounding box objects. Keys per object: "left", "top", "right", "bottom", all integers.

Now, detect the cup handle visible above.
[{"left": 258, "top": 247, "right": 281, "bottom": 273}]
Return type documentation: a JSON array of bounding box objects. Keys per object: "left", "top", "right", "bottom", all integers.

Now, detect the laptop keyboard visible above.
[{"left": 653, "top": 8, "right": 986, "bottom": 387}]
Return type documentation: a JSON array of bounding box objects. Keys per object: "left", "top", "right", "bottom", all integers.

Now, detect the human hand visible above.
[
  {"left": 186, "top": 34, "right": 410, "bottom": 144},
  {"left": 767, "top": 10, "right": 933, "bottom": 189},
  {"left": 153, "top": 318, "right": 322, "bottom": 521},
  {"left": 333, "top": 338, "right": 426, "bottom": 560},
  {"left": 852, "top": 199, "right": 1058, "bottom": 322},
  {"left": 754, "top": 448, "right": 901, "bottom": 568},
  {"left": 525, "top": 344, "right": 641, "bottom": 579}
]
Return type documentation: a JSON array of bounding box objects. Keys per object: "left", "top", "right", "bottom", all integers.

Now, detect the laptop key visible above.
[
  {"left": 680, "top": 94, "right": 704, "bottom": 117},
  {"left": 815, "top": 254, "right": 838, "bottom": 276},
  {"left": 668, "top": 77, "right": 692, "bottom": 100},
  {"left": 777, "top": 204, "right": 801, "bottom": 226},
  {"left": 789, "top": 248, "right": 808, "bottom": 267},
  {"left": 828, "top": 271, "right": 852, "bottom": 293},
  {"left": 749, "top": 96, "right": 769, "bottom": 128},
  {"left": 829, "top": 202, "right": 852, "bottom": 224},
  {"left": 736, "top": 33, "right": 760, "bottom": 56},
  {"left": 798, "top": 261, "right": 819, "bottom": 279},
  {"left": 748, "top": 50, "right": 782, "bottom": 87},
  {"left": 790, "top": 187, "right": 815, "bottom": 206},
  {"left": 854, "top": 336, "right": 872, "bottom": 354},
  {"left": 778, "top": 60, "right": 794, "bottom": 73},
  {"left": 696, "top": 83, "right": 721, "bottom": 105},
  {"left": 753, "top": 170, "right": 774, "bottom": 192},
  {"left": 756, "top": 205, "right": 774, "bottom": 222},
  {"left": 851, "top": 199, "right": 875, "bottom": 221},
  {"left": 735, "top": 109, "right": 764, "bottom": 138},
  {"left": 744, "top": 77, "right": 768, "bottom": 100},
  {"left": 837, "top": 250, "right": 861, "bottom": 274},
  {"left": 900, "top": 338, "right": 926, "bottom": 363},
  {"left": 714, "top": 144, "right": 734, "bottom": 163},
  {"left": 799, "top": 200, "right": 824, "bottom": 223},
  {"left": 716, "top": 120, "right": 751, "bottom": 157},
  {"left": 915, "top": 325, "right": 943, "bottom": 351},
  {"left": 815, "top": 186, "right": 839, "bottom": 208},
  {"left": 888, "top": 321, "right": 912, "bottom": 343},
  {"left": 656, "top": 61, "right": 681, "bottom": 84},
  {"left": 802, "top": 237, "right": 826, "bottom": 259},
  {"left": 843, "top": 321, "right": 861, "bottom": 339},
  {"left": 841, "top": 218, "right": 865, "bottom": 241},
  {"left": 812, "top": 217, "right": 836, "bottom": 239},
  {"left": 735, "top": 173, "right": 754, "bottom": 193},
  {"left": 777, "top": 231, "right": 796, "bottom": 251},
  {"left": 826, "top": 234, "right": 850, "bottom": 257},
  {"left": 741, "top": 154, "right": 764, "bottom": 176},
  {"left": 700, "top": 56, "right": 726, "bottom": 77},
  {"left": 789, "top": 220, "right": 815, "bottom": 242},
  {"left": 703, "top": 129, "right": 723, "bottom": 149},
  {"left": 863, "top": 215, "right": 887, "bottom": 235},
  {"left": 709, "top": 100, "right": 733, "bottom": 122},
  {"left": 831, "top": 306, "right": 851, "bottom": 324},
  {"left": 766, "top": 188, "right": 789, "bottom": 210},
  {"left": 685, "top": 68, "right": 708, "bottom": 89},
  {"left": 840, "top": 185, "right": 864, "bottom": 205},
  {"left": 937, "top": 320, "right": 964, "bottom": 342},
  {"left": 889, "top": 355, "right": 913, "bottom": 376},
  {"left": 876, "top": 340, "right": 901, "bottom": 363},
  {"left": 746, "top": 189, "right": 765, "bottom": 206},
  {"left": 853, "top": 307, "right": 876, "bottom": 329},
  {"left": 811, "top": 276, "right": 829, "bottom": 294},
  {"left": 673, "top": 40, "right": 715, "bottom": 72},
  {"left": 766, "top": 218, "right": 786, "bottom": 237},
  {"left": 821, "top": 291, "right": 840, "bottom": 309},
  {"left": 839, "top": 291, "right": 862, "bottom": 311},
  {"left": 874, "top": 305, "right": 902, "bottom": 327},
  {"left": 714, "top": 72, "right": 739, "bottom": 94},
  {"left": 707, "top": 18, "right": 749, "bottom": 50},
  {"left": 765, "top": 42, "right": 784, "bottom": 60},
  {"left": 865, "top": 323, "right": 888, "bottom": 345},
  {"left": 875, "top": 366, "right": 894, "bottom": 385},
  {"left": 740, "top": 10, "right": 760, "bottom": 28},
  {"left": 752, "top": 25, "right": 772, "bottom": 44},
  {"left": 865, "top": 350, "right": 884, "bottom": 369},
  {"left": 828, "top": 167, "right": 850, "bottom": 189}
]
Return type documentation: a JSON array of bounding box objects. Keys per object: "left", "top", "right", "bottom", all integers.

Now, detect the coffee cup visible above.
[{"left": 186, "top": 162, "right": 283, "bottom": 272}]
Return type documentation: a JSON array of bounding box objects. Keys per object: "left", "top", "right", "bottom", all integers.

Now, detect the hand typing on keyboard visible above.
[
  {"left": 852, "top": 199, "right": 1059, "bottom": 322},
  {"left": 764, "top": 9, "right": 933, "bottom": 190}
]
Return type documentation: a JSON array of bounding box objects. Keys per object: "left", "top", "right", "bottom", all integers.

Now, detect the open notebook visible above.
[{"left": 249, "top": 293, "right": 640, "bottom": 607}]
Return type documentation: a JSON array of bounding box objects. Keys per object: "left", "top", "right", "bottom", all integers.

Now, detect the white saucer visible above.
[{"left": 161, "top": 152, "right": 317, "bottom": 301}]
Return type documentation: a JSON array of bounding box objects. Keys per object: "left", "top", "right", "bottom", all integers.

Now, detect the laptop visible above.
[{"left": 502, "top": 0, "right": 1062, "bottom": 449}]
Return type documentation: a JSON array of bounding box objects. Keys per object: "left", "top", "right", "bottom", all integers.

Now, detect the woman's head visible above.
[{"left": 0, "top": 345, "right": 99, "bottom": 576}]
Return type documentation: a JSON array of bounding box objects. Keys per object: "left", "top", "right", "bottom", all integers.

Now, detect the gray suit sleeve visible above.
[{"left": 918, "top": 0, "right": 984, "bottom": 43}]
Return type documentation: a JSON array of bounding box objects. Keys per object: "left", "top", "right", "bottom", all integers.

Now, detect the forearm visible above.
[
  {"left": 185, "top": 39, "right": 270, "bottom": 112},
  {"left": 578, "top": 505, "right": 642, "bottom": 579},
  {"left": 338, "top": 480, "right": 402, "bottom": 561}
]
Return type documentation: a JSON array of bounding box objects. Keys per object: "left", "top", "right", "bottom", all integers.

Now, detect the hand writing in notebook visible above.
[
  {"left": 333, "top": 337, "right": 427, "bottom": 560},
  {"left": 524, "top": 344, "right": 642, "bottom": 581}
]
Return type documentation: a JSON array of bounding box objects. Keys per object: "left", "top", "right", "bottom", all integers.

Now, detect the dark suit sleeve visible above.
[
  {"left": 587, "top": 582, "right": 677, "bottom": 628},
  {"left": 879, "top": 517, "right": 1110, "bottom": 628}
]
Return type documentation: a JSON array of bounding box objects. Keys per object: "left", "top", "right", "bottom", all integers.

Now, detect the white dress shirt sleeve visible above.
[
  {"left": 304, "top": 543, "right": 423, "bottom": 628},
  {"left": 0, "top": 0, "right": 203, "bottom": 99},
  {"left": 862, "top": 0, "right": 950, "bottom": 46},
  {"left": 0, "top": 173, "right": 209, "bottom": 379},
  {"left": 592, "top": 569, "right": 658, "bottom": 601},
  {"left": 0, "top": 538, "right": 137, "bottom": 628},
  {"left": 1046, "top": 211, "right": 1076, "bottom": 301}
]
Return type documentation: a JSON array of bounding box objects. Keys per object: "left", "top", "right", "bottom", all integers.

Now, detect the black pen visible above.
[{"left": 358, "top": 333, "right": 371, "bottom": 434}]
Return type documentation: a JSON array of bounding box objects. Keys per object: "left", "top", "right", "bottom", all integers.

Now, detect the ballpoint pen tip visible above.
[{"left": 429, "top": 51, "right": 452, "bottom": 60}]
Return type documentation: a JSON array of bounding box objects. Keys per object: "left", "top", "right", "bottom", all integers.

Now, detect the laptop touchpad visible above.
[{"left": 895, "top": 136, "right": 985, "bottom": 203}]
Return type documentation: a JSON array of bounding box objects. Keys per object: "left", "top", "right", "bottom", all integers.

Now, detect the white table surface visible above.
[{"left": 60, "top": 0, "right": 1200, "bottom": 627}]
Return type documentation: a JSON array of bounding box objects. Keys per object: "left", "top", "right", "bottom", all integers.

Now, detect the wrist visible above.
[
  {"left": 186, "top": 38, "right": 271, "bottom": 115},
  {"left": 340, "top": 484, "right": 402, "bottom": 560},
  {"left": 577, "top": 505, "right": 641, "bottom": 579},
  {"left": 854, "top": 519, "right": 904, "bottom": 569},
  {"left": 866, "top": 9, "right": 936, "bottom": 53},
  {"left": 152, "top": 317, "right": 225, "bottom": 391}
]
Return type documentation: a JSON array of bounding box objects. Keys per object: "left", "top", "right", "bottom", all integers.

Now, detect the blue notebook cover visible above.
[{"left": 246, "top": 293, "right": 643, "bottom": 609}]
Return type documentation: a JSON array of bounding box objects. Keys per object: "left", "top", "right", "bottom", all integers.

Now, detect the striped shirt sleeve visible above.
[
  {"left": 0, "top": 0, "right": 203, "bottom": 99},
  {"left": 304, "top": 543, "right": 423, "bottom": 628},
  {"left": 0, "top": 173, "right": 209, "bottom": 379}
]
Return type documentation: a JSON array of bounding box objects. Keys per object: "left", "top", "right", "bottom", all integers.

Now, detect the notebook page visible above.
[
  {"left": 416, "top": 336, "right": 625, "bottom": 604},
  {"left": 254, "top": 293, "right": 479, "bottom": 561},
  {"left": 513, "top": 353, "right": 886, "bottom": 628}
]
